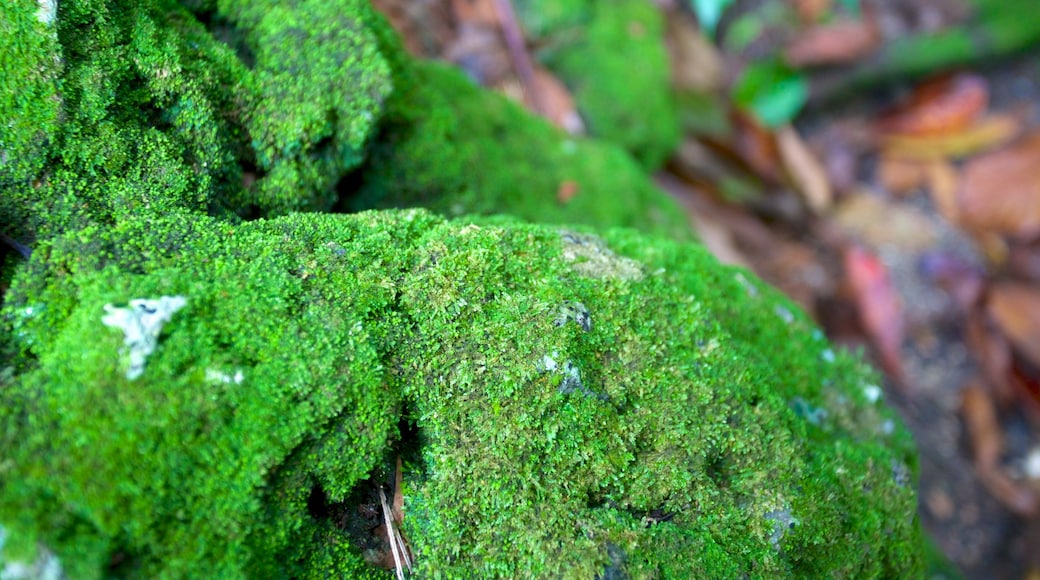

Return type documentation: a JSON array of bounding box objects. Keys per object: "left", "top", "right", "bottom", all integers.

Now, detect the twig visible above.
[
  {"left": 492, "top": 0, "right": 545, "bottom": 115},
  {"left": 379, "top": 485, "right": 406, "bottom": 580},
  {"left": 0, "top": 232, "right": 31, "bottom": 259}
]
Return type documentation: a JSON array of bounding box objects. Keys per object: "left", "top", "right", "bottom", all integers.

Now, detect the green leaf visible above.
[
  {"left": 732, "top": 60, "right": 808, "bottom": 127},
  {"left": 688, "top": 0, "right": 735, "bottom": 36}
]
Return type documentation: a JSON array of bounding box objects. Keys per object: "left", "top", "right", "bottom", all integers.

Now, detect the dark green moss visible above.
[
  {"left": 519, "top": 0, "right": 680, "bottom": 170},
  {"left": 354, "top": 62, "right": 693, "bottom": 242}
]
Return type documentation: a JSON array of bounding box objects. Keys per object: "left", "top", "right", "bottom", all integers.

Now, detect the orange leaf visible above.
[
  {"left": 959, "top": 131, "right": 1040, "bottom": 238},
  {"left": 878, "top": 73, "right": 988, "bottom": 136},
  {"left": 785, "top": 19, "right": 879, "bottom": 67},
  {"left": 878, "top": 114, "right": 1019, "bottom": 160},
  {"left": 961, "top": 382, "right": 1002, "bottom": 470},
  {"left": 844, "top": 245, "right": 905, "bottom": 383}
]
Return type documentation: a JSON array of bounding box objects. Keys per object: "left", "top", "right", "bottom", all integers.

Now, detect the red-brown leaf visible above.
[
  {"left": 785, "top": 19, "right": 879, "bottom": 67},
  {"left": 844, "top": 245, "right": 905, "bottom": 383},
  {"left": 878, "top": 73, "right": 989, "bottom": 136},
  {"left": 959, "top": 132, "right": 1040, "bottom": 238}
]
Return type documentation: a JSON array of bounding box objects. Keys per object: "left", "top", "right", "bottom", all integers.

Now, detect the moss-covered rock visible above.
[
  {"left": 0, "top": 0, "right": 393, "bottom": 240},
  {"left": 353, "top": 61, "right": 693, "bottom": 242},
  {"left": 1, "top": 210, "right": 922, "bottom": 577},
  {"left": 515, "top": 0, "right": 681, "bottom": 170}
]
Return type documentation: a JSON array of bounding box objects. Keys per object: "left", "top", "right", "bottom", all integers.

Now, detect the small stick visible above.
[
  {"left": 0, "top": 232, "right": 31, "bottom": 259},
  {"left": 493, "top": 0, "right": 545, "bottom": 115},
  {"left": 379, "top": 485, "right": 406, "bottom": 580}
]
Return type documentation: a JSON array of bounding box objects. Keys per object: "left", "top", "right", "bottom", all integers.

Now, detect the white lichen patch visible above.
[
  {"left": 734, "top": 272, "right": 759, "bottom": 297},
  {"left": 862, "top": 384, "right": 883, "bottom": 404},
  {"left": 559, "top": 231, "right": 644, "bottom": 281},
  {"left": 0, "top": 525, "right": 65, "bottom": 580},
  {"left": 101, "top": 296, "right": 187, "bottom": 380},
  {"left": 773, "top": 305, "right": 794, "bottom": 324},
  {"left": 205, "top": 368, "right": 245, "bottom": 385},
  {"left": 764, "top": 508, "right": 798, "bottom": 550},
  {"left": 37, "top": 0, "right": 57, "bottom": 25},
  {"left": 820, "top": 348, "right": 835, "bottom": 363}
]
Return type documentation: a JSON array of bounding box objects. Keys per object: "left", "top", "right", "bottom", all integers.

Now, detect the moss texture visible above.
[
  {"left": 0, "top": 0, "right": 392, "bottom": 241},
  {"left": 2, "top": 210, "right": 921, "bottom": 577},
  {"left": 516, "top": 0, "right": 681, "bottom": 170},
  {"left": 352, "top": 62, "right": 693, "bottom": 242},
  {"left": 1, "top": 0, "right": 923, "bottom": 576}
]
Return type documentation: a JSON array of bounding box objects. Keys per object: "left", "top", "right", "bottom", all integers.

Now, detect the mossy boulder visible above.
[
  {"left": 0, "top": 0, "right": 393, "bottom": 238},
  {"left": 1, "top": 0, "right": 691, "bottom": 246},
  {"left": 514, "top": 0, "right": 681, "bottom": 170},
  {"left": 1, "top": 209, "right": 922, "bottom": 577},
  {"left": 352, "top": 61, "right": 692, "bottom": 242}
]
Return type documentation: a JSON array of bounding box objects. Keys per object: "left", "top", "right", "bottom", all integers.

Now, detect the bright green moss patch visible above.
[
  {"left": 2, "top": 210, "right": 921, "bottom": 577},
  {"left": 0, "top": 0, "right": 393, "bottom": 242},
  {"left": 354, "top": 62, "right": 693, "bottom": 242}
]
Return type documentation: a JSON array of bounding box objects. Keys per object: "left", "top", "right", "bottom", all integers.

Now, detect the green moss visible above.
[
  {"left": 0, "top": 0, "right": 393, "bottom": 243},
  {"left": 1, "top": 210, "right": 921, "bottom": 577},
  {"left": 521, "top": 0, "right": 680, "bottom": 170},
  {"left": 354, "top": 62, "right": 693, "bottom": 242}
]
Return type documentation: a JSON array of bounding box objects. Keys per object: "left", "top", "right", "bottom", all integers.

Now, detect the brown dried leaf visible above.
[
  {"left": 532, "top": 65, "right": 583, "bottom": 133},
  {"left": 447, "top": 22, "right": 510, "bottom": 86},
  {"left": 666, "top": 10, "right": 723, "bottom": 92},
  {"left": 794, "top": 0, "right": 832, "bottom": 22},
  {"left": 965, "top": 310, "right": 1013, "bottom": 404},
  {"left": 844, "top": 244, "right": 905, "bottom": 383},
  {"left": 777, "top": 125, "right": 832, "bottom": 213},
  {"left": 877, "top": 155, "right": 927, "bottom": 196},
  {"left": 961, "top": 382, "right": 1002, "bottom": 470},
  {"left": 987, "top": 282, "right": 1040, "bottom": 369},
  {"left": 924, "top": 159, "right": 960, "bottom": 223},
  {"left": 785, "top": 19, "right": 879, "bottom": 67},
  {"left": 878, "top": 73, "right": 989, "bottom": 136},
  {"left": 960, "top": 131, "right": 1040, "bottom": 238},
  {"left": 879, "top": 114, "right": 1019, "bottom": 160},
  {"left": 733, "top": 111, "right": 781, "bottom": 181},
  {"left": 833, "top": 192, "right": 937, "bottom": 251}
]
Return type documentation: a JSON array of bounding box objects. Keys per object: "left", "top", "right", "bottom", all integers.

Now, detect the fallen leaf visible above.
[
  {"left": 844, "top": 244, "right": 905, "bottom": 384},
  {"left": 987, "top": 282, "right": 1040, "bottom": 369},
  {"left": 833, "top": 192, "right": 937, "bottom": 251},
  {"left": 732, "top": 111, "right": 781, "bottom": 181},
  {"left": 961, "top": 381, "right": 1002, "bottom": 470},
  {"left": 924, "top": 159, "right": 960, "bottom": 223},
  {"left": 877, "top": 155, "right": 927, "bottom": 196},
  {"left": 447, "top": 22, "right": 511, "bottom": 86},
  {"left": 878, "top": 114, "right": 1019, "bottom": 160},
  {"left": 532, "top": 65, "right": 583, "bottom": 133},
  {"left": 785, "top": 18, "right": 879, "bottom": 67},
  {"left": 959, "top": 131, "right": 1040, "bottom": 238},
  {"left": 961, "top": 379, "right": 1037, "bottom": 520},
  {"left": 965, "top": 310, "right": 1013, "bottom": 404},
  {"left": 666, "top": 10, "right": 723, "bottom": 92},
  {"left": 878, "top": 73, "right": 989, "bottom": 136},
  {"left": 794, "top": 0, "right": 832, "bottom": 22},
  {"left": 777, "top": 124, "right": 832, "bottom": 213}
]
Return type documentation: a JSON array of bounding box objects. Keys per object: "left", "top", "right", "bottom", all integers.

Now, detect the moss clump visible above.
[
  {"left": 0, "top": 0, "right": 392, "bottom": 241},
  {"left": 516, "top": 0, "right": 681, "bottom": 170},
  {"left": 1, "top": 210, "right": 922, "bottom": 577},
  {"left": 353, "top": 62, "right": 693, "bottom": 242}
]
